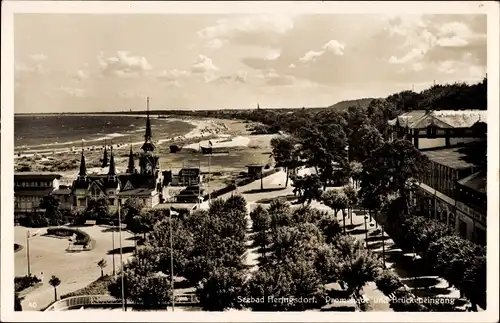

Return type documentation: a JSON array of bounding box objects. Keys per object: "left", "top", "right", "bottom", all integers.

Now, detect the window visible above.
[
  {"left": 475, "top": 227, "right": 486, "bottom": 246},
  {"left": 427, "top": 125, "right": 437, "bottom": 138},
  {"left": 458, "top": 220, "right": 467, "bottom": 238},
  {"left": 109, "top": 198, "right": 115, "bottom": 206}
]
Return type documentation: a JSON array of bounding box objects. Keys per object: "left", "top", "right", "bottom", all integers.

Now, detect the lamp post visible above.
[
  {"left": 364, "top": 216, "right": 369, "bottom": 248},
  {"left": 111, "top": 223, "right": 116, "bottom": 276},
  {"left": 381, "top": 223, "right": 386, "bottom": 269},
  {"left": 118, "top": 203, "right": 125, "bottom": 311},
  {"left": 26, "top": 230, "right": 31, "bottom": 276},
  {"left": 169, "top": 207, "right": 177, "bottom": 311}
]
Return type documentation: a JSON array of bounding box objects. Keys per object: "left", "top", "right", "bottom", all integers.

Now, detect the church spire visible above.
[
  {"left": 127, "top": 144, "right": 136, "bottom": 174},
  {"left": 78, "top": 141, "right": 86, "bottom": 179},
  {"left": 108, "top": 147, "right": 116, "bottom": 177},
  {"left": 102, "top": 140, "right": 108, "bottom": 168},
  {"left": 141, "top": 97, "right": 156, "bottom": 152},
  {"left": 145, "top": 97, "right": 152, "bottom": 141}
]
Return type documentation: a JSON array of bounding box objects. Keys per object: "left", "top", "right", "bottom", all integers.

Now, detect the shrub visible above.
[
  {"left": 15, "top": 275, "right": 41, "bottom": 292},
  {"left": 375, "top": 269, "right": 404, "bottom": 296},
  {"left": 46, "top": 227, "right": 91, "bottom": 246},
  {"left": 61, "top": 275, "right": 113, "bottom": 299},
  {"left": 18, "top": 213, "right": 50, "bottom": 228}
]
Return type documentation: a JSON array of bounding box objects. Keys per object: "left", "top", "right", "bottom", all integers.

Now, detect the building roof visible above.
[
  {"left": 422, "top": 147, "right": 478, "bottom": 170},
  {"left": 15, "top": 188, "right": 55, "bottom": 196},
  {"left": 457, "top": 171, "right": 486, "bottom": 194},
  {"left": 14, "top": 173, "right": 62, "bottom": 181},
  {"left": 51, "top": 188, "right": 72, "bottom": 195},
  {"left": 117, "top": 188, "right": 154, "bottom": 196},
  {"left": 388, "top": 110, "right": 487, "bottom": 129},
  {"left": 387, "top": 110, "right": 427, "bottom": 127}
]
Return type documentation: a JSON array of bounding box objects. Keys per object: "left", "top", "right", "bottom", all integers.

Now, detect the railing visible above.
[
  {"left": 44, "top": 295, "right": 119, "bottom": 311},
  {"left": 44, "top": 294, "right": 199, "bottom": 311}
]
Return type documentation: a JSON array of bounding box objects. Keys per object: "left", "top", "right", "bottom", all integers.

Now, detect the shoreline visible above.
[{"left": 14, "top": 116, "right": 228, "bottom": 158}]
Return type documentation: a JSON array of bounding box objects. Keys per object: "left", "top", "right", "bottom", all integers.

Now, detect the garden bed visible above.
[
  {"left": 15, "top": 275, "right": 42, "bottom": 294},
  {"left": 46, "top": 227, "right": 92, "bottom": 247}
]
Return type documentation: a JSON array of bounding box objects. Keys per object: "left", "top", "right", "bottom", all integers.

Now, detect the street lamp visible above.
[
  {"left": 111, "top": 219, "right": 116, "bottom": 276},
  {"left": 169, "top": 207, "right": 178, "bottom": 311},
  {"left": 364, "top": 216, "right": 369, "bottom": 248},
  {"left": 381, "top": 222, "right": 386, "bottom": 269},
  {"left": 26, "top": 230, "right": 31, "bottom": 276},
  {"left": 118, "top": 203, "right": 125, "bottom": 311}
]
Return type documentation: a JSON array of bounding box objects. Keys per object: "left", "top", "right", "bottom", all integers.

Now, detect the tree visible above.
[
  {"left": 375, "top": 269, "right": 403, "bottom": 296},
  {"left": 108, "top": 251, "right": 172, "bottom": 309},
  {"left": 322, "top": 190, "right": 349, "bottom": 233},
  {"left": 39, "top": 195, "right": 63, "bottom": 226},
  {"left": 97, "top": 258, "right": 107, "bottom": 277},
  {"left": 84, "top": 197, "right": 110, "bottom": 223},
  {"left": 461, "top": 255, "right": 486, "bottom": 311},
  {"left": 349, "top": 161, "right": 363, "bottom": 189},
  {"left": 123, "top": 198, "right": 144, "bottom": 226},
  {"left": 146, "top": 217, "right": 195, "bottom": 277},
  {"left": 292, "top": 205, "right": 325, "bottom": 225},
  {"left": 301, "top": 174, "right": 323, "bottom": 204},
  {"left": 271, "top": 136, "right": 300, "bottom": 187},
  {"left": 49, "top": 275, "right": 61, "bottom": 302},
  {"left": 250, "top": 205, "right": 271, "bottom": 259},
  {"left": 245, "top": 257, "right": 326, "bottom": 311},
  {"left": 317, "top": 214, "right": 342, "bottom": 244},
  {"left": 297, "top": 123, "right": 348, "bottom": 190},
  {"left": 361, "top": 140, "right": 429, "bottom": 212},
  {"left": 268, "top": 199, "right": 293, "bottom": 230},
  {"left": 333, "top": 236, "right": 382, "bottom": 298},
  {"left": 428, "top": 236, "right": 485, "bottom": 295},
  {"left": 196, "top": 266, "right": 246, "bottom": 311},
  {"left": 343, "top": 184, "right": 358, "bottom": 225}
]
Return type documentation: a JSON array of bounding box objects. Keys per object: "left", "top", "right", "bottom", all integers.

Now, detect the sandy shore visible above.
[{"left": 14, "top": 117, "right": 235, "bottom": 159}]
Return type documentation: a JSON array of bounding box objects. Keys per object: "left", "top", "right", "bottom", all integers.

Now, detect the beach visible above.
[{"left": 14, "top": 115, "right": 277, "bottom": 193}]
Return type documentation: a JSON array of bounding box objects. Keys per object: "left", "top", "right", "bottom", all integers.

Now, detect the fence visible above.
[{"left": 44, "top": 294, "right": 199, "bottom": 311}]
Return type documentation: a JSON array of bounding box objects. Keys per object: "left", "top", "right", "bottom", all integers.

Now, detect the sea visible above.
[{"left": 14, "top": 114, "right": 195, "bottom": 154}]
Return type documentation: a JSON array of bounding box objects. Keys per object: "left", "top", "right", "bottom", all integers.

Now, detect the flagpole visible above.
[
  {"left": 169, "top": 205, "right": 175, "bottom": 311},
  {"left": 118, "top": 202, "right": 125, "bottom": 311},
  {"left": 208, "top": 153, "right": 211, "bottom": 203},
  {"left": 198, "top": 150, "right": 201, "bottom": 208}
]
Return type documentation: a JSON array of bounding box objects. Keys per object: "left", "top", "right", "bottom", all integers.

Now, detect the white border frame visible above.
[{"left": 2, "top": 1, "right": 499, "bottom": 322}]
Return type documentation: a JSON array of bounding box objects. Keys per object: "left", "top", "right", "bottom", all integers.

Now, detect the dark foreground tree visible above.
[
  {"left": 196, "top": 266, "right": 246, "bottom": 311},
  {"left": 49, "top": 275, "right": 61, "bottom": 302}
]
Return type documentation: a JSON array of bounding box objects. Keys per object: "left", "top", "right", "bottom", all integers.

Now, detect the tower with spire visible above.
[
  {"left": 107, "top": 147, "right": 117, "bottom": 181},
  {"left": 102, "top": 140, "right": 109, "bottom": 168},
  {"left": 139, "top": 97, "right": 160, "bottom": 177},
  {"left": 72, "top": 98, "right": 164, "bottom": 211},
  {"left": 126, "top": 145, "right": 136, "bottom": 174},
  {"left": 77, "top": 148, "right": 87, "bottom": 181}
]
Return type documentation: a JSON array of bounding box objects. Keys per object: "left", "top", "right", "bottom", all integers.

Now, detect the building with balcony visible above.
[
  {"left": 389, "top": 109, "right": 487, "bottom": 245},
  {"left": 14, "top": 172, "right": 63, "bottom": 216}
]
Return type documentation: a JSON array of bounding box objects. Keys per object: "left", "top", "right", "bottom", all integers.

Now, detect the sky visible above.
[{"left": 14, "top": 13, "right": 487, "bottom": 113}]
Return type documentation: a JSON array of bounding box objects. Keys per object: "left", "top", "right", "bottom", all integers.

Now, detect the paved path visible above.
[
  {"left": 15, "top": 225, "right": 135, "bottom": 311},
  {"left": 187, "top": 167, "right": 469, "bottom": 311}
]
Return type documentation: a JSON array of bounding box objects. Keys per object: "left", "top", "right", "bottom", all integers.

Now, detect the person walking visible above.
[{"left": 40, "top": 272, "right": 44, "bottom": 283}]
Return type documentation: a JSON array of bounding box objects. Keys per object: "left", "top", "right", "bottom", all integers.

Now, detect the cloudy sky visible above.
[{"left": 14, "top": 13, "right": 487, "bottom": 113}]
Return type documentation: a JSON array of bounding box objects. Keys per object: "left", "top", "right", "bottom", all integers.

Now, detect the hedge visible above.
[
  {"left": 15, "top": 275, "right": 41, "bottom": 293},
  {"left": 46, "top": 227, "right": 91, "bottom": 246},
  {"left": 61, "top": 275, "right": 114, "bottom": 299}
]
